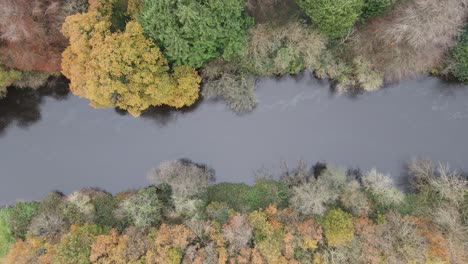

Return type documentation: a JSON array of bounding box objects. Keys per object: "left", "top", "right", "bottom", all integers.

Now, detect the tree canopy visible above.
[
  {"left": 139, "top": 0, "right": 252, "bottom": 68},
  {"left": 61, "top": 3, "right": 200, "bottom": 116},
  {"left": 297, "top": 0, "right": 364, "bottom": 38}
]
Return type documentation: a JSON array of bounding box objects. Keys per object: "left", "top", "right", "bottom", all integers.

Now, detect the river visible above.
[{"left": 1, "top": 73, "right": 467, "bottom": 204}]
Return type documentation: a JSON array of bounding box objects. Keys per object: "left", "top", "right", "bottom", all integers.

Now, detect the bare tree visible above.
[
  {"left": 148, "top": 160, "right": 215, "bottom": 199},
  {"left": 351, "top": 0, "right": 468, "bottom": 81}
]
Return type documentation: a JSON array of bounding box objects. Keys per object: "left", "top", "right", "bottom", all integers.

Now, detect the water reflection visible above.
[
  {"left": 140, "top": 98, "right": 203, "bottom": 127},
  {"left": 0, "top": 76, "right": 69, "bottom": 136}
]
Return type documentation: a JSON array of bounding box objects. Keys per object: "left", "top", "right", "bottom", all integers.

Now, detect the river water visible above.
[{"left": 1, "top": 73, "right": 467, "bottom": 203}]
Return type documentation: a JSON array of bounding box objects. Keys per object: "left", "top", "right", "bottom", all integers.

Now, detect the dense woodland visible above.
[
  {"left": 0, "top": 159, "right": 467, "bottom": 263},
  {"left": 0, "top": 1, "right": 468, "bottom": 263},
  {"left": 0, "top": 0, "right": 467, "bottom": 114}
]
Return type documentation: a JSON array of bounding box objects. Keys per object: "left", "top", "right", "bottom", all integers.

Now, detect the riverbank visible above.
[{"left": 1, "top": 159, "right": 466, "bottom": 263}]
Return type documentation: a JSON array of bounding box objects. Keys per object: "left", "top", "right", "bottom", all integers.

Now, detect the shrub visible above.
[
  {"left": 223, "top": 214, "right": 253, "bottom": 254},
  {"left": 145, "top": 224, "right": 195, "bottom": 263},
  {"left": 12, "top": 71, "right": 51, "bottom": 90},
  {"left": 117, "top": 186, "right": 163, "bottom": 228},
  {"left": 28, "top": 212, "right": 65, "bottom": 240},
  {"left": 318, "top": 166, "right": 348, "bottom": 190},
  {"left": 248, "top": 210, "right": 286, "bottom": 262},
  {"left": 149, "top": 160, "right": 215, "bottom": 199},
  {"left": 377, "top": 212, "right": 427, "bottom": 263},
  {"left": 139, "top": 0, "right": 252, "bottom": 67},
  {"left": 290, "top": 167, "right": 346, "bottom": 216},
  {"left": 205, "top": 183, "right": 249, "bottom": 213},
  {"left": 0, "top": 0, "right": 87, "bottom": 72},
  {"left": 352, "top": 56, "right": 383, "bottom": 92},
  {"left": 206, "top": 180, "right": 288, "bottom": 213},
  {"left": 206, "top": 202, "right": 232, "bottom": 225},
  {"left": 67, "top": 191, "right": 96, "bottom": 223},
  {"left": 0, "top": 65, "right": 22, "bottom": 97},
  {"left": 340, "top": 180, "right": 371, "bottom": 217},
  {"left": 452, "top": 29, "right": 468, "bottom": 82},
  {"left": 61, "top": 7, "right": 201, "bottom": 116},
  {"left": 351, "top": 0, "right": 468, "bottom": 81},
  {"left": 238, "top": 20, "right": 326, "bottom": 75},
  {"left": 54, "top": 224, "right": 109, "bottom": 264},
  {"left": 362, "top": 169, "right": 403, "bottom": 209},
  {"left": 90, "top": 227, "right": 150, "bottom": 263},
  {"left": 408, "top": 160, "right": 467, "bottom": 207},
  {"left": 320, "top": 208, "right": 354, "bottom": 247},
  {"left": 202, "top": 73, "right": 257, "bottom": 113},
  {"left": 246, "top": 0, "right": 301, "bottom": 23},
  {"left": 279, "top": 159, "right": 313, "bottom": 187},
  {"left": 290, "top": 181, "right": 336, "bottom": 216},
  {"left": 361, "top": 0, "right": 396, "bottom": 18},
  {"left": 2, "top": 237, "right": 48, "bottom": 264},
  {"left": 296, "top": 0, "right": 364, "bottom": 38},
  {"left": 249, "top": 179, "right": 289, "bottom": 210},
  {"left": 8, "top": 202, "right": 39, "bottom": 240},
  {"left": 92, "top": 194, "right": 119, "bottom": 228},
  {"left": 173, "top": 197, "right": 204, "bottom": 219},
  {"left": 0, "top": 208, "right": 13, "bottom": 257}
]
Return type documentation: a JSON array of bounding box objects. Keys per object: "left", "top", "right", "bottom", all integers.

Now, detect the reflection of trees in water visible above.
[
  {"left": 114, "top": 98, "right": 202, "bottom": 127},
  {"left": 0, "top": 76, "right": 69, "bottom": 135}
]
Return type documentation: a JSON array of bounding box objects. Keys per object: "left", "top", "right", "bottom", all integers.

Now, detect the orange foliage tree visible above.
[{"left": 61, "top": 3, "right": 200, "bottom": 116}]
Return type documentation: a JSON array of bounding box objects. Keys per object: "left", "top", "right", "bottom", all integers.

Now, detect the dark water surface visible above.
[{"left": 1, "top": 74, "right": 468, "bottom": 203}]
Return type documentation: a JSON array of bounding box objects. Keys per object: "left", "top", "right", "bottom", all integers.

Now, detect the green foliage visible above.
[
  {"left": 110, "top": 0, "right": 130, "bottom": 31},
  {"left": 0, "top": 208, "right": 13, "bottom": 257},
  {"left": 361, "top": 0, "right": 396, "bottom": 18},
  {"left": 206, "top": 202, "right": 232, "bottom": 225},
  {"left": 452, "top": 29, "right": 468, "bottom": 82},
  {"left": 92, "top": 194, "right": 118, "bottom": 228},
  {"left": 206, "top": 180, "right": 288, "bottom": 212},
  {"left": 54, "top": 224, "right": 109, "bottom": 264},
  {"left": 320, "top": 208, "right": 354, "bottom": 247},
  {"left": 12, "top": 71, "right": 51, "bottom": 89},
  {"left": 249, "top": 179, "right": 289, "bottom": 210},
  {"left": 297, "top": 0, "right": 364, "bottom": 38},
  {"left": 206, "top": 183, "right": 253, "bottom": 212},
  {"left": 8, "top": 202, "right": 39, "bottom": 240},
  {"left": 139, "top": 0, "right": 252, "bottom": 68},
  {"left": 0, "top": 66, "right": 22, "bottom": 97}
]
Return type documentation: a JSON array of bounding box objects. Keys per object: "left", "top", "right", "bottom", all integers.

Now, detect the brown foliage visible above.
[
  {"left": 351, "top": 0, "right": 468, "bottom": 81},
  {"left": 246, "top": 0, "right": 301, "bottom": 24},
  {"left": 223, "top": 214, "right": 253, "bottom": 254},
  {"left": 145, "top": 224, "right": 195, "bottom": 263},
  {"left": 412, "top": 217, "right": 450, "bottom": 262},
  {"left": 90, "top": 227, "right": 150, "bottom": 263},
  {"left": 0, "top": 0, "right": 86, "bottom": 72},
  {"left": 90, "top": 229, "right": 120, "bottom": 263},
  {"left": 353, "top": 217, "right": 382, "bottom": 263}
]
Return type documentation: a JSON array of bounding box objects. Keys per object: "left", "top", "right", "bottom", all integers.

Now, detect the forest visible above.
[
  {"left": 0, "top": 0, "right": 467, "bottom": 114},
  {"left": 0, "top": 159, "right": 466, "bottom": 263},
  {"left": 0, "top": 1, "right": 467, "bottom": 263}
]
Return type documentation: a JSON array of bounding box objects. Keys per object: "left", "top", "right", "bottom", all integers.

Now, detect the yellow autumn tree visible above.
[{"left": 61, "top": 4, "right": 200, "bottom": 117}]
